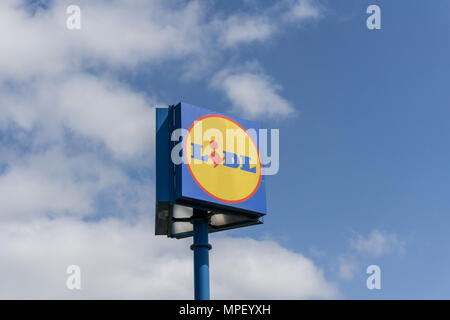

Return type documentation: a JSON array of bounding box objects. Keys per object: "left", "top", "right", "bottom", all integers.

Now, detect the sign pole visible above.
[
  {"left": 156, "top": 103, "right": 267, "bottom": 299},
  {"left": 191, "top": 209, "right": 211, "bottom": 300}
]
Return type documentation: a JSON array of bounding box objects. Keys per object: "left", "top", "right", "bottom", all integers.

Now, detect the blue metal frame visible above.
[
  {"left": 155, "top": 102, "right": 266, "bottom": 239},
  {"left": 190, "top": 209, "right": 212, "bottom": 300}
]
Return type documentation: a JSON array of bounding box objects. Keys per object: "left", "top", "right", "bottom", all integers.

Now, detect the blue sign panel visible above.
[{"left": 155, "top": 102, "right": 266, "bottom": 238}]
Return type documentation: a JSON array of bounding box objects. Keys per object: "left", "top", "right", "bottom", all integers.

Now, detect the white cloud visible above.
[
  {"left": 71, "top": 0, "right": 211, "bottom": 68},
  {"left": 0, "top": 217, "right": 337, "bottom": 299},
  {"left": 218, "top": 15, "right": 276, "bottom": 47},
  {"left": 213, "top": 237, "right": 337, "bottom": 299},
  {"left": 0, "top": 145, "right": 337, "bottom": 298},
  {"left": 216, "top": 0, "right": 322, "bottom": 48},
  {"left": 54, "top": 74, "right": 156, "bottom": 160},
  {"left": 0, "top": 164, "right": 92, "bottom": 219},
  {"left": 0, "top": 0, "right": 322, "bottom": 82},
  {"left": 0, "top": 0, "right": 211, "bottom": 81},
  {"left": 333, "top": 230, "right": 405, "bottom": 281},
  {"left": 283, "top": 0, "right": 321, "bottom": 22},
  {"left": 0, "top": 147, "right": 151, "bottom": 221},
  {"left": 212, "top": 66, "right": 295, "bottom": 120},
  {"left": 0, "top": 74, "right": 156, "bottom": 161},
  {"left": 0, "top": 0, "right": 319, "bottom": 125},
  {"left": 0, "top": 0, "right": 334, "bottom": 299},
  {"left": 350, "top": 230, "right": 405, "bottom": 257}
]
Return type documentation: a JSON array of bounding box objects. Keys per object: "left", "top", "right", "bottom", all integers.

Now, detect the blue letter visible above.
[
  {"left": 191, "top": 143, "right": 208, "bottom": 162},
  {"left": 223, "top": 151, "right": 240, "bottom": 168},
  {"left": 240, "top": 156, "right": 256, "bottom": 173}
]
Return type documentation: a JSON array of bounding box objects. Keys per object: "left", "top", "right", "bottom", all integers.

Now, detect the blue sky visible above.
[
  {"left": 229, "top": 0, "right": 450, "bottom": 298},
  {"left": 146, "top": 0, "right": 450, "bottom": 298},
  {"left": 0, "top": 0, "right": 449, "bottom": 299}
]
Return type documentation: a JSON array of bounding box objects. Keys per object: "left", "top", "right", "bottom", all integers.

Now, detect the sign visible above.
[
  {"left": 155, "top": 102, "right": 266, "bottom": 238},
  {"left": 184, "top": 114, "right": 262, "bottom": 204}
]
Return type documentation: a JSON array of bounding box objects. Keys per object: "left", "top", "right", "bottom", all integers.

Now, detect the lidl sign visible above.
[
  {"left": 155, "top": 102, "right": 266, "bottom": 238},
  {"left": 184, "top": 114, "right": 263, "bottom": 205}
]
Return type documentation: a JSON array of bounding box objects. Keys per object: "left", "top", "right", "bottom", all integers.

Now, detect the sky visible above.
[{"left": 0, "top": 0, "right": 449, "bottom": 299}]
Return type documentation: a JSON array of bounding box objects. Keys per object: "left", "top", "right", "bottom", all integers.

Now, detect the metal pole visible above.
[{"left": 191, "top": 209, "right": 211, "bottom": 300}]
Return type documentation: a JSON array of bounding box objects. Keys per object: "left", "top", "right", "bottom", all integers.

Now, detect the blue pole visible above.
[{"left": 191, "top": 211, "right": 211, "bottom": 300}]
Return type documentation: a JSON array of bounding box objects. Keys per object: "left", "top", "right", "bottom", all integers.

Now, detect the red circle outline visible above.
[{"left": 183, "top": 114, "right": 262, "bottom": 204}]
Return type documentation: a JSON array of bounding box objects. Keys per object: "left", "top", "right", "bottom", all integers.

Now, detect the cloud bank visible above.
[
  {"left": 212, "top": 65, "right": 295, "bottom": 120},
  {"left": 0, "top": 0, "right": 334, "bottom": 299},
  {"left": 350, "top": 229, "right": 405, "bottom": 257},
  {"left": 0, "top": 218, "right": 336, "bottom": 299}
]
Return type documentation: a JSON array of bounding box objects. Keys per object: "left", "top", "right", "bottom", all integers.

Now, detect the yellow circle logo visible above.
[{"left": 184, "top": 115, "right": 262, "bottom": 204}]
